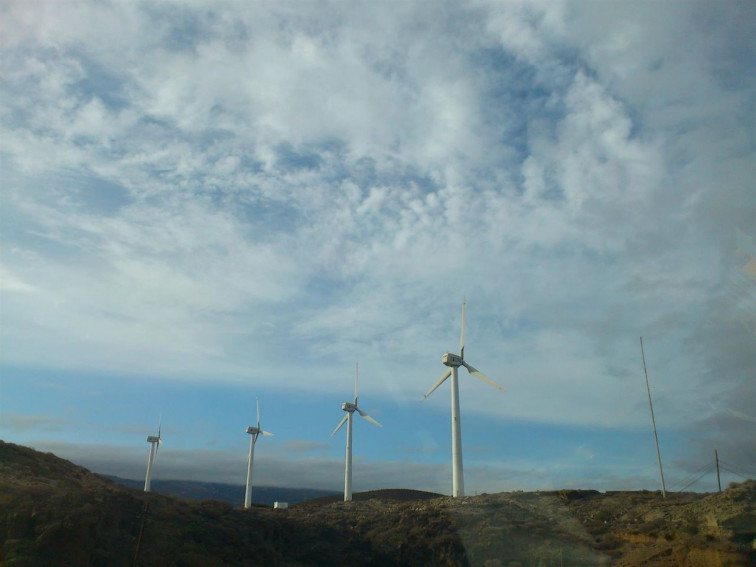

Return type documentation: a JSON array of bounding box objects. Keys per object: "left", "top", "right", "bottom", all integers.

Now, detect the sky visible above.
[{"left": 1, "top": 0, "right": 754, "bottom": 498}]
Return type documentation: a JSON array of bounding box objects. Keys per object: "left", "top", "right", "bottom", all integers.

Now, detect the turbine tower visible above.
[
  {"left": 143, "top": 416, "right": 162, "bottom": 492},
  {"left": 244, "top": 398, "right": 274, "bottom": 509},
  {"left": 422, "top": 298, "right": 505, "bottom": 497},
  {"left": 330, "top": 364, "right": 382, "bottom": 502}
]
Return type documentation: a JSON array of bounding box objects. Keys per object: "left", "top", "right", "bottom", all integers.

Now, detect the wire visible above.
[
  {"left": 668, "top": 461, "right": 714, "bottom": 492},
  {"left": 719, "top": 465, "right": 752, "bottom": 481},
  {"left": 718, "top": 460, "right": 756, "bottom": 478},
  {"left": 673, "top": 461, "right": 712, "bottom": 484},
  {"left": 677, "top": 467, "right": 714, "bottom": 492},
  {"left": 669, "top": 461, "right": 715, "bottom": 492}
]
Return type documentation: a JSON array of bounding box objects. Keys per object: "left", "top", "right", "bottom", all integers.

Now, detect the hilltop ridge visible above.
[
  {"left": 103, "top": 475, "right": 339, "bottom": 507},
  {"left": 1, "top": 441, "right": 754, "bottom": 566}
]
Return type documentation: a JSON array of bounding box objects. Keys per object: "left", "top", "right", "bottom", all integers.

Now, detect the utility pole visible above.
[
  {"left": 640, "top": 337, "right": 666, "bottom": 498},
  {"left": 133, "top": 500, "right": 149, "bottom": 567},
  {"left": 715, "top": 449, "right": 722, "bottom": 493}
]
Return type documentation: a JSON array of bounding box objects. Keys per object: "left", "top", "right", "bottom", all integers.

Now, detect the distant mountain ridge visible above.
[
  {"left": 296, "top": 487, "right": 442, "bottom": 507},
  {"left": 102, "top": 475, "right": 339, "bottom": 506}
]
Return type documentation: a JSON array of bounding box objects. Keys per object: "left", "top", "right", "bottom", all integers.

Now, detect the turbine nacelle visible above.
[
  {"left": 146, "top": 435, "right": 160, "bottom": 443},
  {"left": 442, "top": 352, "right": 464, "bottom": 367},
  {"left": 245, "top": 426, "right": 260, "bottom": 435},
  {"left": 342, "top": 402, "right": 357, "bottom": 412}
]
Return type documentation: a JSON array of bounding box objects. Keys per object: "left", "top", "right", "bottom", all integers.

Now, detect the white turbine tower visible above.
[
  {"left": 143, "top": 416, "right": 162, "bottom": 492},
  {"left": 422, "top": 298, "right": 505, "bottom": 497},
  {"left": 244, "top": 398, "right": 274, "bottom": 509},
  {"left": 330, "top": 364, "right": 382, "bottom": 502}
]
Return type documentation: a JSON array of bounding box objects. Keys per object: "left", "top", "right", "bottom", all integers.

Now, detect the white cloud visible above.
[
  {"left": 0, "top": 269, "right": 36, "bottom": 293},
  {"left": 1, "top": 0, "right": 753, "bottom": 451},
  {"left": 0, "top": 413, "right": 68, "bottom": 433}
]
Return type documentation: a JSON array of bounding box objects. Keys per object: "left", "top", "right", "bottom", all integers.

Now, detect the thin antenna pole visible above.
[
  {"left": 640, "top": 337, "right": 666, "bottom": 498},
  {"left": 715, "top": 449, "right": 721, "bottom": 493}
]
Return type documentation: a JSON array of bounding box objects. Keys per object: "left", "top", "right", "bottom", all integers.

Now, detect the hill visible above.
[
  {"left": 1, "top": 440, "right": 754, "bottom": 566},
  {"left": 295, "top": 487, "right": 443, "bottom": 507},
  {"left": 102, "top": 475, "right": 339, "bottom": 507}
]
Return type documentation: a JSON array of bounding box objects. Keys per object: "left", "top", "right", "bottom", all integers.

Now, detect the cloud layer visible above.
[{"left": 1, "top": 1, "right": 753, "bottom": 489}]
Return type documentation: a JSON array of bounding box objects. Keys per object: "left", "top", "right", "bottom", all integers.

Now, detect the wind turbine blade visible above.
[
  {"left": 460, "top": 297, "right": 466, "bottom": 359},
  {"left": 462, "top": 361, "right": 505, "bottom": 392},
  {"left": 261, "top": 430, "right": 275, "bottom": 437},
  {"left": 422, "top": 369, "right": 452, "bottom": 400},
  {"left": 329, "top": 414, "right": 349, "bottom": 438},
  {"left": 356, "top": 407, "right": 383, "bottom": 428},
  {"left": 354, "top": 363, "right": 359, "bottom": 405},
  {"left": 157, "top": 410, "right": 162, "bottom": 439}
]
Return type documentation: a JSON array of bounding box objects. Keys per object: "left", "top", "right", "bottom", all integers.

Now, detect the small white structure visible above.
[{"left": 273, "top": 502, "right": 288, "bottom": 509}]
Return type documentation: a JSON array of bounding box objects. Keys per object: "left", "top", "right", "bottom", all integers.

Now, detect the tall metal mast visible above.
[{"left": 640, "top": 337, "right": 666, "bottom": 498}]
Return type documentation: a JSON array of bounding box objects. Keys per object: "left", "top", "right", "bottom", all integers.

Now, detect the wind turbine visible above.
[
  {"left": 330, "top": 364, "right": 382, "bottom": 501},
  {"left": 422, "top": 298, "right": 505, "bottom": 497},
  {"left": 143, "top": 415, "right": 162, "bottom": 492},
  {"left": 244, "top": 398, "right": 274, "bottom": 509}
]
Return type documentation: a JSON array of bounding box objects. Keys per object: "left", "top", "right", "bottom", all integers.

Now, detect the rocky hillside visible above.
[{"left": 1, "top": 441, "right": 753, "bottom": 566}]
